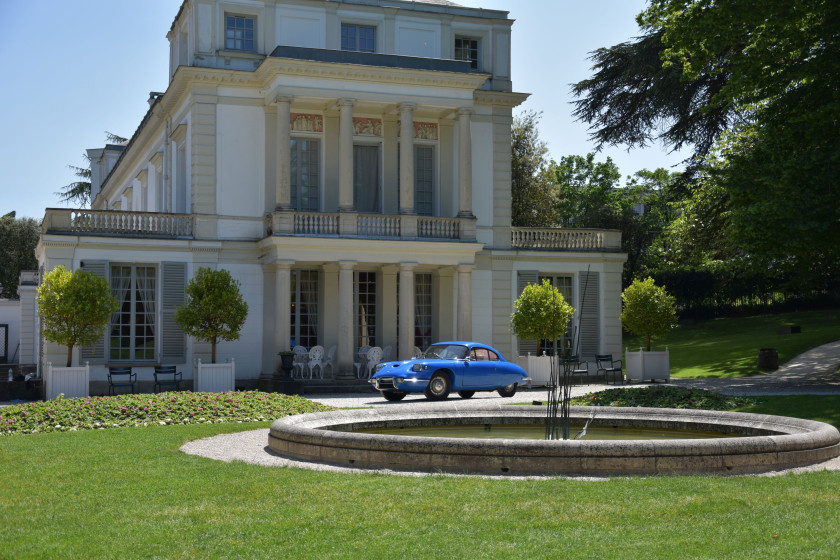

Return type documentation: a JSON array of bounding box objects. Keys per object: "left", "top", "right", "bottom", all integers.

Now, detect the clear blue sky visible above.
[{"left": 0, "top": 0, "right": 684, "bottom": 220}]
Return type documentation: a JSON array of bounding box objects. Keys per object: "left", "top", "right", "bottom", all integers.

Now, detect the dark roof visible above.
[{"left": 270, "top": 45, "right": 479, "bottom": 73}]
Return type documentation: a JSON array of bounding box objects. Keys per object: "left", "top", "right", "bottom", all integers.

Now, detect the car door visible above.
[{"left": 461, "top": 347, "right": 498, "bottom": 388}]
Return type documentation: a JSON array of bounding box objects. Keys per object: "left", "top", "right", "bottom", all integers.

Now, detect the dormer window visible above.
[
  {"left": 225, "top": 14, "right": 255, "bottom": 51},
  {"left": 341, "top": 23, "right": 376, "bottom": 53},
  {"left": 455, "top": 36, "right": 479, "bottom": 69}
]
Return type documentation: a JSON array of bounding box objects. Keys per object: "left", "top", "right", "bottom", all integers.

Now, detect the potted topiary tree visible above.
[
  {"left": 36, "top": 265, "right": 118, "bottom": 399},
  {"left": 511, "top": 278, "right": 575, "bottom": 439},
  {"left": 621, "top": 277, "right": 677, "bottom": 382},
  {"left": 175, "top": 267, "right": 248, "bottom": 392}
]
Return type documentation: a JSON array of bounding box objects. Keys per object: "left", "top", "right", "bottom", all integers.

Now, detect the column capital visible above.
[
  {"left": 274, "top": 259, "right": 295, "bottom": 270},
  {"left": 400, "top": 261, "right": 419, "bottom": 272},
  {"left": 457, "top": 107, "right": 474, "bottom": 116},
  {"left": 273, "top": 94, "right": 294, "bottom": 105},
  {"left": 339, "top": 260, "right": 357, "bottom": 271},
  {"left": 338, "top": 98, "right": 357, "bottom": 108},
  {"left": 399, "top": 102, "right": 417, "bottom": 112},
  {"left": 457, "top": 263, "right": 475, "bottom": 273}
]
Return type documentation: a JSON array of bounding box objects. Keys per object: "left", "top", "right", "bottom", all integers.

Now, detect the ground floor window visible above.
[
  {"left": 539, "top": 274, "right": 574, "bottom": 355},
  {"left": 291, "top": 270, "right": 319, "bottom": 348},
  {"left": 414, "top": 273, "right": 433, "bottom": 349},
  {"left": 355, "top": 271, "right": 377, "bottom": 348},
  {"left": 109, "top": 265, "right": 156, "bottom": 361}
]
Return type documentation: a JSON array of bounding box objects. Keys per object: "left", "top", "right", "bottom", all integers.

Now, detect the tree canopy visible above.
[
  {"left": 510, "top": 279, "right": 575, "bottom": 345},
  {"left": 573, "top": 0, "right": 840, "bottom": 290},
  {"left": 36, "top": 266, "right": 118, "bottom": 367},
  {"left": 175, "top": 268, "right": 249, "bottom": 364},
  {"left": 0, "top": 212, "right": 39, "bottom": 299},
  {"left": 620, "top": 277, "right": 677, "bottom": 351},
  {"left": 57, "top": 132, "right": 127, "bottom": 207},
  {"left": 510, "top": 111, "right": 559, "bottom": 227}
]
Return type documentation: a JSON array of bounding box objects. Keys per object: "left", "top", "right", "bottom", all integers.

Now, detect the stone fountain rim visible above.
[{"left": 267, "top": 404, "right": 840, "bottom": 475}]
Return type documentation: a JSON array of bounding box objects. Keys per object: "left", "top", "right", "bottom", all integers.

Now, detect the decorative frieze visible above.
[
  {"left": 397, "top": 121, "right": 438, "bottom": 140},
  {"left": 353, "top": 117, "right": 382, "bottom": 136},
  {"left": 290, "top": 113, "right": 323, "bottom": 132}
]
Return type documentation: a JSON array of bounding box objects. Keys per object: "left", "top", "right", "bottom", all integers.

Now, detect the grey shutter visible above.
[
  {"left": 160, "top": 262, "right": 186, "bottom": 363},
  {"left": 578, "top": 271, "right": 600, "bottom": 358},
  {"left": 80, "top": 260, "right": 108, "bottom": 362},
  {"left": 516, "top": 271, "right": 539, "bottom": 356}
]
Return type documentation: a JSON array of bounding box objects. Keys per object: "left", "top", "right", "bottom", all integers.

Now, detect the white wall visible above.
[
  {"left": 212, "top": 263, "right": 263, "bottom": 376},
  {"left": 216, "top": 104, "right": 265, "bottom": 217},
  {"left": 0, "top": 300, "right": 21, "bottom": 364},
  {"left": 277, "top": 6, "right": 325, "bottom": 48}
]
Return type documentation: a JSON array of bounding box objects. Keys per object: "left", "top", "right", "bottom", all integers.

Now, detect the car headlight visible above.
[
  {"left": 373, "top": 363, "right": 385, "bottom": 374},
  {"left": 411, "top": 363, "right": 428, "bottom": 372}
]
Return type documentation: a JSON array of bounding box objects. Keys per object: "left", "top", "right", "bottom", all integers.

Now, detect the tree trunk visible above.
[
  {"left": 211, "top": 338, "right": 217, "bottom": 364},
  {"left": 66, "top": 344, "right": 74, "bottom": 367},
  {"left": 646, "top": 334, "right": 651, "bottom": 352}
]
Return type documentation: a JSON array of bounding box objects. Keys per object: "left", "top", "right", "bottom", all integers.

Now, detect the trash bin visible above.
[{"left": 757, "top": 348, "right": 779, "bottom": 370}]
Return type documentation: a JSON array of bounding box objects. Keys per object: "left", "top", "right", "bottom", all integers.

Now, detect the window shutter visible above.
[
  {"left": 516, "top": 271, "right": 539, "bottom": 356},
  {"left": 161, "top": 262, "right": 186, "bottom": 363},
  {"left": 578, "top": 271, "right": 600, "bottom": 358},
  {"left": 80, "top": 261, "right": 108, "bottom": 363}
]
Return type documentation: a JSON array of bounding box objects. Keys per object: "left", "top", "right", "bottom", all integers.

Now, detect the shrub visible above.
[
  {"left": 621, "top": 277, "right": 677, "bottom": 351},
  {"left": 570, "top": 385, "right": 755, "bottom": 410}
]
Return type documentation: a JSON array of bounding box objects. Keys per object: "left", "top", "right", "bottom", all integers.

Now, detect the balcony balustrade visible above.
[
  {"left": 511, "top": 227, "right": 621, "bottom": 251},
  {"left": 271, "top": 211, "right": 470, "bottom": 241},
  {"left": 42, "top": 209, "right": 194, "bottom": 238}
]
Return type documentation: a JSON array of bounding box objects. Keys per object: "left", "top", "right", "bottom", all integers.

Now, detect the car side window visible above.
[
  {"left": 471, "top": 348, "right": 489, "bottom": 361},
  {"left": 487, "top": 350, "right": 500, "bottom": 361}
]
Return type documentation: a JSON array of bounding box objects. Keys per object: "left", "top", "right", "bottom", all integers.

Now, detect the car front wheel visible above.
[
  {"left": 381, "top": 391, "right": 408, "bottom": 402},
  {"left": 497, "top": 383, "right": 517, "bottom": 398},
  {"left": 424, "top": 373, "right": 451, "bottom": 400}
]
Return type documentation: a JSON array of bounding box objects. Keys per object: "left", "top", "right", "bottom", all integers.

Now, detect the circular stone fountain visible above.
[{"left": 268, "top": 404, "right": 840, "bottom": 476}]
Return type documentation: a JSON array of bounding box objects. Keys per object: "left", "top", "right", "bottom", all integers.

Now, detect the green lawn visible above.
[
  {"left": 2, "top": 396, "right": 840, "bottom": 559},
  {"left": 623, "top": 308, "right": 840, "bottom": 378}
]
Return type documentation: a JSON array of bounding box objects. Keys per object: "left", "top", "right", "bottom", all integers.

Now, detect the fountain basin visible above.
[{"left": 268, "top": 404, "right": 840, "bottom": 476}]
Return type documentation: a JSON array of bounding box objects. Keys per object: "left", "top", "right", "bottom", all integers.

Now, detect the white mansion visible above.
[{"left": 37, "top": 0, "right": 626, "bottom": 392}]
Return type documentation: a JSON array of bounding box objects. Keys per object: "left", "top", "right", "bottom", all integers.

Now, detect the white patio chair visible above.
[
  {"left": 320, "top": 345, "right": 336, "bottom": 378},
  {"left": 308, "top": 345, "right": 325, "bottom": 379},
  {"left": 292, "top": 345, "right": 309, "bottom": 379},
  {"left": 382, "top": 345, "right": 393, "bottom": 362},
  {"left": 354, "top": 345, "right": 371, "bottom": 379},
  {"left": 414, "top": 346, "right": 423, "bottom": 358},
  {"left": 364, "top": 346, "right": 383, "bottom": 379}
]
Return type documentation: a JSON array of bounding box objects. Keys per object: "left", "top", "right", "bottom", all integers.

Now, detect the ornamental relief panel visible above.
[
  {"left": 397, "top": 122, "right": 439, "bottom": 140},
  {"left": 353, "top": 117, "right": 382, "bottom": 136},
  {"left": 290, "top": 113, "right": 323, "bottom": 133}
]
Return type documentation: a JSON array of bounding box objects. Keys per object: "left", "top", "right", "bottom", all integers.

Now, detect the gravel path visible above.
[{"left": 182, "top": 341, "right": 840, "bottom": 479}]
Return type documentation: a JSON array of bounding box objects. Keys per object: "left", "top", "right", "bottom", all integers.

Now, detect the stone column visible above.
[
  {"left": 275, "top": 261, "right": 293, "bottom": 353},
  {"left": 337, "top": 260, "right": 356, "bottom": 378},
  {"left": 398, "top": 262, "right": 417, "bottom": 359},
  {"left": 457, "top": 108, "right": 474, "bottom": 217},
  {"left": 274, "top": 95, "right": 293, "bottom": 210},
  {"left": 399, "top": 103, "right": 416, "bottom": 214},
  {"left": 338, "top": 99, "right": 356, "bottom": 212},
  {"left": 457, "top": 264, "right": 474, "bottom": 341}
]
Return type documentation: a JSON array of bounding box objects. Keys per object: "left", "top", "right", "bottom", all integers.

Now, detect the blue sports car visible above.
[{"left": 369, "top": 341, "right": 531, "bottom": 401}]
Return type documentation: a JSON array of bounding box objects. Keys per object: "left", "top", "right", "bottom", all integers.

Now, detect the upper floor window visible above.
[
  {"left": 225, "top": 15, "right": 255, "bottom": 51},
  {"left": 342, "top": 24, "right": 376, "bottom": 53},
  {"left": 455, "top": 37, "right": 479, "bottom": 69}
]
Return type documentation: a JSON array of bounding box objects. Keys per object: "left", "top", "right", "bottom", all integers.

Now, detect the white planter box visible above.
[
  {"left": 194, "top": 358, "right": 235, "bottom": 393},
  {"left": 517, "top": 354, "right": 553, "bottom": 387},
  {"left": 45, "top": 362, "right": 90, "bottom": 400},
  {"left": 625, "top": 347, "right": 670, "bottom": 383}
]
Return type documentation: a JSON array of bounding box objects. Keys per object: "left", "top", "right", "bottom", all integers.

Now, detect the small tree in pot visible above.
[
  {"left": 175, "top": 267, "right": 248, "bottom": 363},
  {"left": 511, "top": 279, "right": 575, "bottom": 439},
  {"left": 620, "top": 277, "right": 677, "bottom": 351},
  {"left": 36, "top": 266, "right": 118, "bottom": 367}
]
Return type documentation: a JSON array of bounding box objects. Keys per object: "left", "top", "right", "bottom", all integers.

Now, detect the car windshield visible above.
[{"left": 423, "top": 344, "right": 468, "bottom": 360}]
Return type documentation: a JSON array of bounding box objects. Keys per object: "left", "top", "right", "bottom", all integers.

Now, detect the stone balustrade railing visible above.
[
  {"left": 272, "top": 211, "right": 470, "bottom": 241},
  {"left": 511, "top": 228, "right": 622, "bottom": 251},
  {"left": 42, "top": 209, "right": 194, "bottom": 238}
]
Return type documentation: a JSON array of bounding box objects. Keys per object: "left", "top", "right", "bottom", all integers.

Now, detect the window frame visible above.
[
  {"left": 341, "top": 23, "right": 377, "bottom": 53},
  {"left": 290, "top": 137, "right": 321, "bottom": 212},
  {"left": 454, "top": 36, "right": 480, "bottom": 69},
  {"left": 538, "top": 274, "right": 575, "bottom": 356},
  {"left": 224, "top": 13, "right": 257, "bottom": 52},
  {"left": 290, "top": 269, "right": 320, "bottom": 349},
  {"left": 108, "top": 264, "right": 158, "bottom": 363}
]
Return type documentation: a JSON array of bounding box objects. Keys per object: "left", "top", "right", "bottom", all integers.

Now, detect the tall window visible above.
[
  {"left": 415, "top": 145, "right": 435, "bottom": 216},
  {"left": 290, "top": 270, "right": 319, "bottom": 348},
  {"left": 539, "top": 274, "right": 574, "bottom": 355},
  {"left": 225, "top": 15, "right": 255, "bottom": 51},
  {"left": 414, "top": 273, "right": 433, "bottom": 350},
  {"left": 353, "top": 145, "right": 380, "bottom": 213},
  {"left": 290, "top": 139, "right": 320, "bottom": 211},
  {"left": 355, "top": 272, "right": 377, "bottom": 348},
  {"left": 110, "top": 265, "right": 156, "bottom": 361},
  {"left": 342, "top": 24, "right": 375, "bottom": 52},
  {"left": 455, "top": 37, "right": 479, "bottom": 69}
]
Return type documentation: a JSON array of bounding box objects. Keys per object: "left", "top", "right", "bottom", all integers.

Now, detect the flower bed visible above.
[
  {"left": 0, "top": 391, "right": 335, "bottom": 435},
  {"left": 569, "top": 385, "right": 755, "bottom": 410}
]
